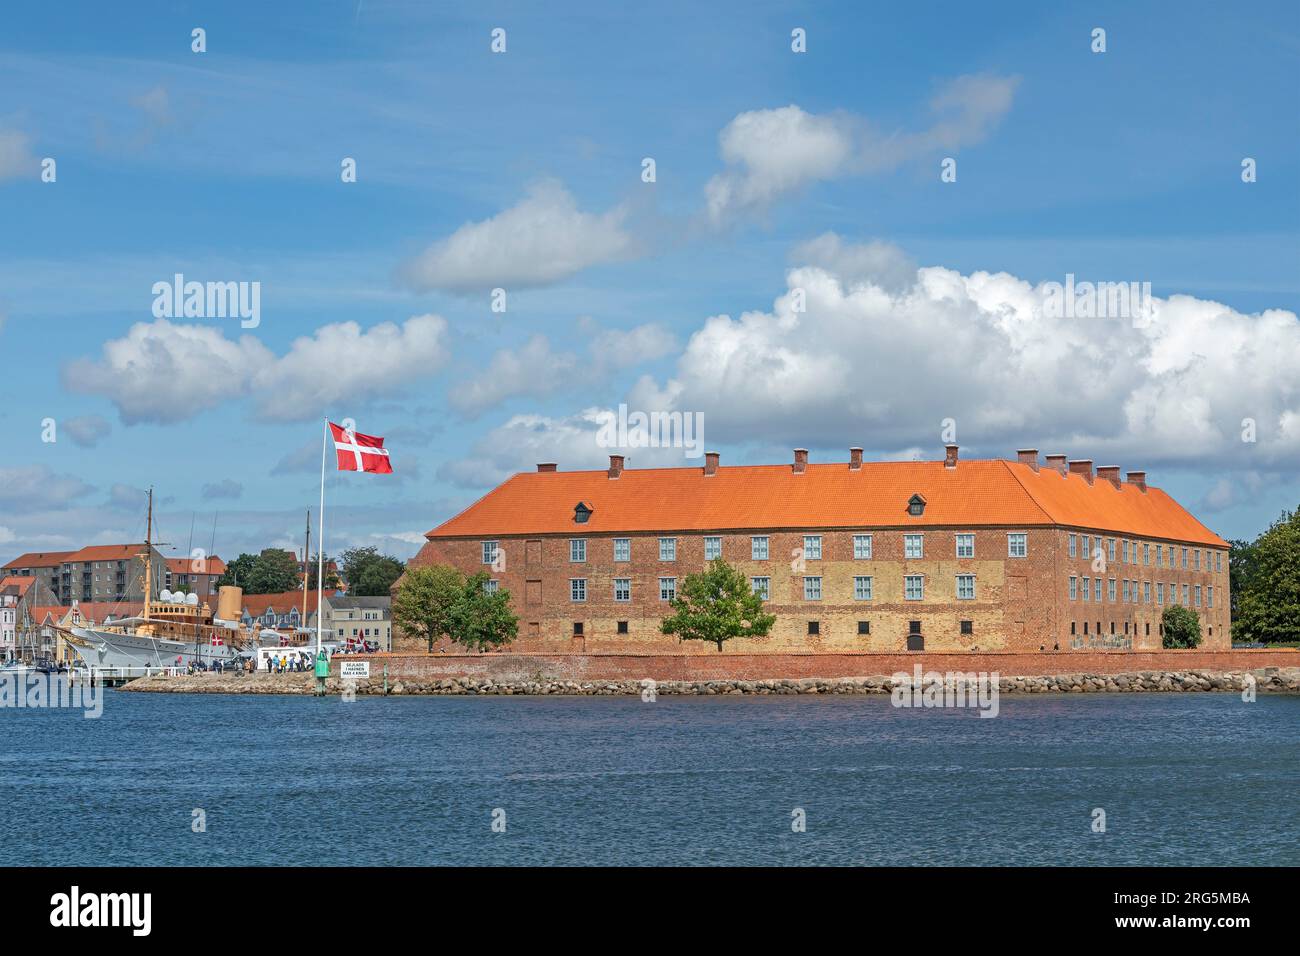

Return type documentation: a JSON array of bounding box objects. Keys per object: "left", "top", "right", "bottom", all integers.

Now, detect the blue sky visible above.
[{"left": 1, "top": 0, "right": 1297, "bottom": 565}]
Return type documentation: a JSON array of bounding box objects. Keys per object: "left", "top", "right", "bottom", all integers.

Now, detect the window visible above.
[
  {"left": 956, "top": 574, "right": 975, "bottom": 600},
  {"left": 1143, "top": 581, "right": 1151, "bottom": 603},
  {"left": 704, "top": 536, "right": 722, "bottom": 560},
  {"left": 482, "top": 580, "right": 499, "bottom": 595},
  {"left": 908, "top": 620, "right": 922, "bottom": 634},
  {"left": 617, "top": 621, "right": 629, "bottom": 634},
  {"left": 960, "top": 620, "right": 973, "bottom": 635},
  {"left": 1181, "top": 547, "right": 1188, "bottom": 569},
  {"left": 1008, "top": 533, "right": 1027, "bottom": 558},
  {"left": 659, "top": 577, "right": 676, "bottom": 601},
  {"left": 658, "top": 538, "right": 676, "bottom": 561},
  {"left": 904, "top": 575, "right": 924, "bottom": 600},
  {"left": 1215, "top": 551, "right": 1222, "bottom": 572},
  {"left": 751, "top": 536, "right": 769, "bottom": 560},
  {"left": 1081, "top": 577, "right": 1090, "bottom": 602},
  {"left": 808, "top": 621, "right": 820, "bottom": 635},
  {"left": 570, "top": 579, "right": 587, "bottom": 602},
  {"left": 751, "top": 577, "right": 770, "bottom": 600},
  {"left": 853, "top": 534, "right": 873, "bottom": 559},
  {"left": 1108, "top": 578, "right": 1116, "bottom": 602},
  {"left": 955, "top": 534, "right": 974, "bottom": 558},
  {"left": 907, "top": 494, "right": 925, "bottom": 516},
  {"left": 1123, "top": 580, "right": 1130, "bottom": 603},
  {"left": 1182, "top": 584, "right": 1190, "bottom": 605},
  {"left": 614, "top": 538, "right": 631, "bottom": 562},
  {"left": 1157, "top": 583, "right": 1164, "bottom": 604},
  {"left": 1094, "top": 536, "right": 1103, "bottom": 558},
  {"left": 482, "top": 541, "right": 499, "bottom": 565},
  {"left": 613, "top": 578, "right": 630, "bottom": 602},
  {"left": 1156, "top": 544, "right": 1163, "bottom": 566},
  {"left": 1081, "top": 536, "right": 1091, "bottom": 560},
  {"left": 570, "top": 539, "right": 587, "bottom": 562},
  {"left": 904, "top": 534, "right": 924, "bottom": 559},
  {"left": 1107, "top": 538, "right": 1116, "bottom": 562},
  {"left": 1094, "top": 578, "right": 1102, "bottom": 602},
  {"left": 1143, "top": 543, "right": 1150, "bottom": 565},
  {"left": 800, "top": 535, "right": 822, "bottom": 560},
  {"left": 1194, "top": 550, "right": 1201, "bottom": 571},
  {"left": 573, "top": 503, "right": 592, "bottom": 524},
  {"left": 857, "top": 620, "right": 870, "bottom": 635},
  {"left": 1069, "top": 576, "right": 1078, "bottom": 600},
  {"left": 1208, "top": 586, "right": 1214, "bottom": 608},
  {"left": 1122, "top": 539, "right": 1129, "bottom": 563},
  {"left": 853, "top": 576, "right": 873, "bottom": 601},
  {"left": 1194, "top": 585, "right": 1202, "bottom": 606},
  {"left": 573, "top": 622, "right": 584, "bottom": 636},
  {"left": 803, "top": 576, "right": 822, "bottom": 600},
  {"left": 1069, "top": 533, "right": 1077, "bottom": 557}
]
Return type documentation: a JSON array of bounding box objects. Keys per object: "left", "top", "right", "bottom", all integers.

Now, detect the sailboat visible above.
[{"left": 63, "top": 489, "right": 249, "bottom": 676}]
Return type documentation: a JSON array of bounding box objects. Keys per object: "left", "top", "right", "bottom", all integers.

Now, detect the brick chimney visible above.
[
  {"left": 1097, "top": 465, "right": 1121, "bottom": 488},
  {"left": 793, "top": 449, "right": 808, "bottom": 474},
  {"left": 849, "top": 447, "right": 863, "bottom": 471},
  {"left": 607, "top": 454, "right": 624, "bottom": 479},
  {"left": 704, "top": 451, "right": 719, "bottom": 476},
  {"left": 537, "top": 462, "right": 557, "bottom": 473},
  {"left": 1045, "top": 454, "right": 1067, "bottom": 476},
  {"left": 944, "top": 444, "right": 958, "bottom": 469},
  {"left": 1127, "top": 470, "right": 1147, "bottom": 492},
  {"left": 1068, "top": 459, "right": 1094, "bottom": 484},
  {"left": 1017, "top": 448, "right": 1039, "bottom": 471}
]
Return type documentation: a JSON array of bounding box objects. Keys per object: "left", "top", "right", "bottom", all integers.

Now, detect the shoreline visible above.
[{"left": 122, "top": 667, "right": 1300, "bottom": 696}]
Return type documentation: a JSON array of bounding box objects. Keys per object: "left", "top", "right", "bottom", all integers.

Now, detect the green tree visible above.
[
  {"left": 450, "top": 571, "right": 519, "bottom": 652},
  {"left": 1162, "top": 604, "right": 1202, "bottom": 648},
  {"left": 340, "top": 546, "right": 405, "bottom": 596},
  {"left": 1228, "top": 537, "right": 1258, "bottom": 619},
  {"left": 304, "top": 556, "right": 341, "bottom": 591},
  {"left": 392, "top": 564, "right": 465, "bottom": 652},
  {"left": 661, "top": 559, "right": 776, "bottom": 652},
  {"left": 216, "top": 553, "right": 258, "bottom": 590},
  {"left": 243, "top": 548, "right": 302, "bottom": 594},
  {"left": 1234, "top": 507, "right": 1300, "bottom": 644}
]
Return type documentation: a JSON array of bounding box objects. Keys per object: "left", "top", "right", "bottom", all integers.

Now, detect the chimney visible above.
[
  {"left": 1045, "top": 454, "right": 1067, "bottom": 476},
  {"left": 537, "top": 463, "right": 557, "bottom": 473},
  {"left": 1068, "top": 459, "right": 1094, "bottom": 484},
  {"left": 1127, "top": 470, "right": 1147, "bottom": 492},
  {"left": 1097, "top": 465, "right": 1121, "bottom": 488},
  {"left": 849, "top": 447, "right": 863, "bottom": 471},
  {"left": 607, "top": 455, "right": 624, "bottom": 479},
  {"left": 944, "top": 444, "right": 958, "bottom": 469},
  {"left": 793, "top": 449, "right": 808, "bottom": 474},
  {"left": 1017, "top": 448, "right": 1039, "bottom": 471},
  {"left": 704, "top": 451, "right": 720, "bottom": 477}
]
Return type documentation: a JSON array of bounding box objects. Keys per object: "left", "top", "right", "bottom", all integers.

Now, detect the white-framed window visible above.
[
  {"left": 1157, "top": 583, "right": 1165, "bottom": 604},
  {"left": 1093, "top": 578, "right": 1102, "bottom": 602},
  {"left": 1122, "top": 539, "right": 1129, "bottom": 563},
  {"left": 904, "top": 534, "right": 924, "bottom": 559},
  {"left": 1069, "top": 576, "right": 1078, "bottom": 600},
  {"left": 803, "top": 535, "right": 822, "bottom": 560},
  {"left": 1008, "top": 533, "right": 1027, "bottom": 558},
  {"left": 1094, "top": 536, "right": 1102, "bottom": 559},
  {"left": 1181, "top": 547, "right": 1188, "bottom": 569},
  {"left": 751, "top": 536, "right": 769, "bottom": 560},
  {"left": 1108, "top": 578, "right": 1116, "bottom": 602},
  {"left": 482, "top": 579, "right": 499, "bottom": 595},
  {"left": 1122, "top": 579, "right": 1130, "bottom": 602},
  {"left": 956, "top": 574, "right": 975, "bottom": 600},
  {"left": 955, "top": 534, "right": 974, "bottom": 558},
  {"left": 853, "top": 576, "right": 873, "bottom": 601},
  {"left": 751, "top": 577, "right": 770, "bottom": 600},
  {"left": 1107, "top": 538, "right": 1116, "bottom": 562},
  {"left": 482, "top": 541, "right": 499, "bottom": 565},
  {"left": 1208, "top": 586, "right": 1214, "bottom": 608},
  {"left": 904, "top": 575, "right": 924, "bottom": 601},
  {"left": 704, "top": 536, "right": 722, "bottom": 560},
  {"left": 1194, "top": 550, "right": 1201, "bottom": 571},
  {"left": 1194, "top": 584, "right": 1201, "bottom": 606},
  {"left": 570, "top": 539, "right": 587, "bottom": 562},
  {"left": 1081, "top": 577, "right": 1090, "bottom": 602},
  {"left": 1182, "top": 584, "right": 1190, "bottom": 605},
  {"left": 1142, "top": 543, "right": 1150, "bottom": 565},
  {"left": 803, "top": 576, "right": 822, "bottom": 600},
  {"left": 1156, "top": 544, "right": 1163, "bottom": 566},
  {"left": 613, "top": 578, "right": 630, "bottom": 602},
  {"left": 1215, "top": 551, "right": 1222, "bottom": 572},
  {"left": 852, "top": 534, "right": 873, "bottom": 559},
  {"left": 659, "top": 577, "right": 676, "bottom": 601},
  {"left": 570, "top": 579, "right": 587, "bottom": 602},
  {"left": 659, "top": 537, "right": 676, "bottom": 561},
  {"left": 614, "top": 538, "right": 631, "bottom": 562},
  {"left": 1081, "top": 536, "right": 1091, "bottom": 560},
  {"left": 1068, "top": 533, "right": 1077, "bottom": 558},
  {"left": 1143, "top": 581, "right": 1151, "bottom": 603}
]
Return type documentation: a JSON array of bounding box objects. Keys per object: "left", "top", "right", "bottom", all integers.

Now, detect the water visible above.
[{"left": 4, "top": 690, "right": 1297, "bottom": 865}]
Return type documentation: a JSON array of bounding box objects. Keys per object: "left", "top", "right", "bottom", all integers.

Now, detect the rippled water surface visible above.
[{"left": 3, "top": 689, "right": 1296, "bottom": 865}]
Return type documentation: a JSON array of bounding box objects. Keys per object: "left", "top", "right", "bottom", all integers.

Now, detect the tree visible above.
[
  {"left": 304, "top": 556, "right": 341, "bottom": 591},
  {"left": 217, "top": 549, "right": 304, "bottom": 594},
  {"left": 340, "top": 546, "right": 404, "bottom": 596},
  {"left": 1228, "top": 537, "right": 1258, "bottom": 619},
  {"left": 392, "top": 565, "right": 465, "bottom": 652},
  {"left": 450, "top": 572, "right": 518, "bottom": 652},
  {"left": 1233, "top": 506, "right": 1300, "bottom": 644},
  {"left": 1162, "top": 604, "right": 1202, "bottom": 648},
  {"left": 661, "top": 559, "right": 776, "bottom": 652}
]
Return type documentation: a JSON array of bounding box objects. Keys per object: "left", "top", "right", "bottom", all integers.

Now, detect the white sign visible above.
[{"left": 339, "top": 660, "right": 370, "bottom": 679}]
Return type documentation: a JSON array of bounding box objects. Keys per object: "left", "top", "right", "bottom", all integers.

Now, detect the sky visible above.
[{"left": 1, "top": 0, "right": 1298, "bottom": 568}]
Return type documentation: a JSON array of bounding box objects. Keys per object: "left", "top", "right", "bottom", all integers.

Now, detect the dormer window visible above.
[
  {"left": 907, "top": 494, "right": 926, "bottom": 516},
  {"left": 573, "top": 502, "right": 593, "bottom": 524}
]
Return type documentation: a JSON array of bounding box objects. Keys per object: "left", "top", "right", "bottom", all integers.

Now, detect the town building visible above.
[
  {"left": 163, "top": 555, "right": 227, "bottom": 604},
  {"left": 0, "top": 576, "right": 58, "bottom": 660},
  {"left": 2, "top": 544, "right": 168, "bottom": 605},
  {"left": 409, "top": 447, "right": 1231, "bottom": 654},
  {"left": 231, "top": 589, "right": 338, "bottom": 637},
  {"left": 321, "top": 595, "right": 392, "bottom": 650}
]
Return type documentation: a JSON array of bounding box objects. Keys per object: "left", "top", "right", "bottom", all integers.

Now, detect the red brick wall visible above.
[{"left": 352, "top": 649, "right": 1293, "bottom": 683}]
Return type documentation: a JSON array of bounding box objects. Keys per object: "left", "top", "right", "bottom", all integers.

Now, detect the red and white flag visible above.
[
  {"left": 329, "top": 422, "right": 393, "bottom": 474},
  {"left": 210, "top": 633, "right": 224, "bottom": 647}
]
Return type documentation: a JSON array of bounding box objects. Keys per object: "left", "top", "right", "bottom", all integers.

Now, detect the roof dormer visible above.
[{"left": 907, "top": 494, "right": 926, "bottom": 516}]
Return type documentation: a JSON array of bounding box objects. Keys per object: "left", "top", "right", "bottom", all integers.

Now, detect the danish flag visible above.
[
  {"left": 329, "top": 422, "right": 393, "bottom": 474},
  {"left": 210, "top": 633, "right": 224, "bottom": 647}
]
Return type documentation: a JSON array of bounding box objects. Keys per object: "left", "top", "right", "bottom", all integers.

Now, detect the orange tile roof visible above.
[
  {"left": 241, "top": 590, "right": 337, "bottom": 615},
  {"left": 164, "top": 556, "right": 226, "bottom": 576},
  {"left": 0, "top": 576, "right": 37, "bottom": 597},
  {"left": 426, "top": 457, "right": 1227, "bottom": 547},
  {"left": 64, "top": 544, "right": 151, "bottom": 563},
  {"left": 2, "top": 550, "right": 73, "bottom": 569},
  {"left": 27, "top": 604, "right": 71, "bottom": 625}
]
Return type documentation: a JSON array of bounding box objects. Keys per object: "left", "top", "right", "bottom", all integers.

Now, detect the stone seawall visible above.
[{"left": 124, "top": 667, "right": 1300, "bottom": 696}]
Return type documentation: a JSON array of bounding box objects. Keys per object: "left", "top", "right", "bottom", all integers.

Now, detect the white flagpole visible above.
[{"left": 317, "top": 419, "right": 327, "bottom": 655}]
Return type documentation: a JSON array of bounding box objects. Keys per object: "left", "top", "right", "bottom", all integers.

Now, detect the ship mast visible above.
[
  {"left": 301, "top": 508, "right": 311, "bottom": 623},
  {"left": 142, "top": 487, "right": 153, "bottom": 622}
]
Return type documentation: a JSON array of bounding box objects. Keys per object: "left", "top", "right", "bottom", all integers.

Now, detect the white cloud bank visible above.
[{"left": 64, "top": 314, "right": 449, "bottom": 424}]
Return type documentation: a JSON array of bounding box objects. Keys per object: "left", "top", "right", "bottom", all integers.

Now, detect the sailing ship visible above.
[{"left": 63, "top": 489, "right": 249, "bottom": 675}]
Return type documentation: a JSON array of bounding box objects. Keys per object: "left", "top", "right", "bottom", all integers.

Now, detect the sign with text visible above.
[{"left": 339, "top": 661, "right": 371, "bottom": 679}]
